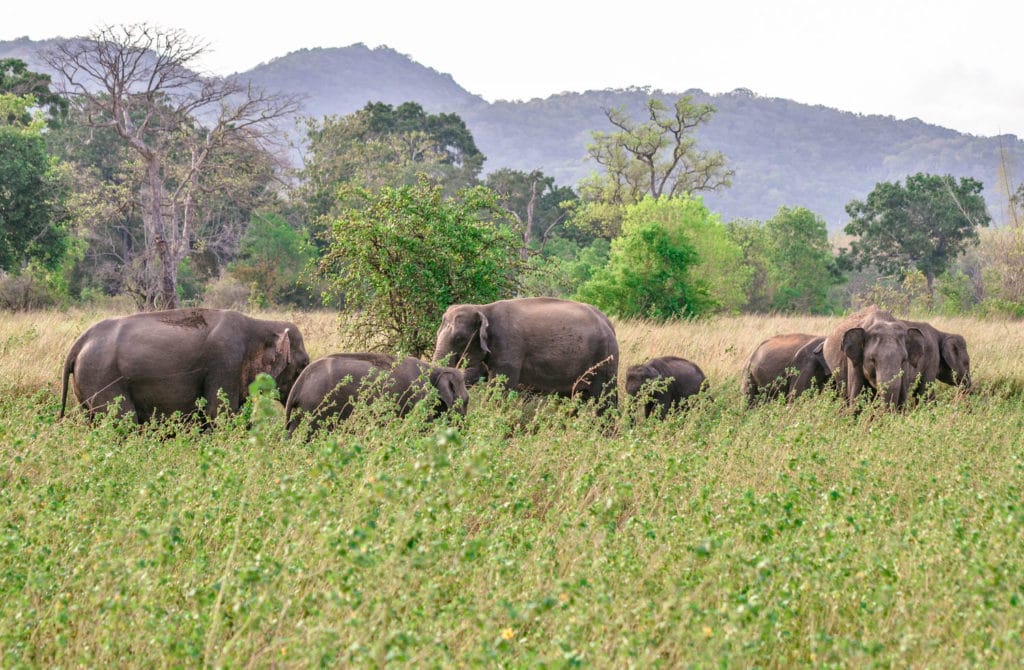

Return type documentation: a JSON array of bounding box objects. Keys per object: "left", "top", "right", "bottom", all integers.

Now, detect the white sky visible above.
[{"left": 6, "top": 0, "right": 1024, "bottom": 139}]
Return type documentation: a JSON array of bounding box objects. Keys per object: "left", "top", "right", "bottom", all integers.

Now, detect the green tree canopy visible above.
[
  {"left": 229, "top": 212, "right": 316, "bottom": 306},
  {"left": 844, "top": 173, "right": 991, "bottom": 293},
  {"left": 0, "top": 58, "right": 68, "bottom": 128},
  {"left": 765, "top": 206, "right": 840, "bottom": 313},
  {"left": 300, "top": 101, "right": 485, "bottom": 244},
  {"left": 317, "top": 178, "right": 523, "bottom": 356},
  {"left": 576, "top": 196, "right": 735, "bottom": 320},
  {"left": 0, "top": 94, "right": 69, "bottom": 273},
  {"left": 582, "top": 95, "right": 733, "bottom": 206},
  {"left": 484, "top": 168, "right": 580, "bottom": 257}
]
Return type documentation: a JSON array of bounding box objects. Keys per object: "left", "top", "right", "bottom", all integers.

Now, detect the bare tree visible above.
[{"left": 45, "top": 24, "right": 301, "bottom": 309}]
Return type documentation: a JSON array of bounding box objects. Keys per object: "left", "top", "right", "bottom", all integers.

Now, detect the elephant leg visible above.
[{"left": 82, "top": 382, "right": 139, "bottom": 423}]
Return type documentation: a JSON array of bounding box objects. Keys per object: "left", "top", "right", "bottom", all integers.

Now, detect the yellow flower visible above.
[
  {"left": 702, "top": 626, "right": 713, "bottom": 638},
  {"left": 500, "top": 628, "right": 515, "bottom": 641},
  {"left": 558, "top": 592, "right": 570, "bottom": 604}
]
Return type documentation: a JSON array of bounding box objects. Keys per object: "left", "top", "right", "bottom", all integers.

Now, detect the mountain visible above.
[{"left": 4, "top": 37, "right": 1022, "bottom": 229}]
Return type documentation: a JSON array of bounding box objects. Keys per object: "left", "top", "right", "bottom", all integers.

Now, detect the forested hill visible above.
[{"left": 5, "top": 38, "right": 1022, "bottom": 229}]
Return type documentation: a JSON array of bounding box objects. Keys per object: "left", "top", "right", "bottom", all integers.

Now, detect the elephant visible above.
[
  {"left": 432, "top": 297, "right": 619, "bottom": 409},
  {"left": 625, "top": 356, "right": 707, "bottom": 418},
  {"left": 284, "top": 353, "right": 470, "bottom": 435},
  {"left": 821, "top": 306, "right": 926, "bottom": 408},
  {"left": 902, "top": 319, "right": 971, "bottom": 397},
  {"left": 742, "top": 333, "right": 829, "bottom": 406},
  {"left": 59, "top": 308, "right": 310, "bottom": 422}
]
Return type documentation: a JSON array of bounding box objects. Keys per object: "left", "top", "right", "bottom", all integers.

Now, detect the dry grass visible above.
[{"left": 5, "top": 308, "right": 1022, "bottom": 400}]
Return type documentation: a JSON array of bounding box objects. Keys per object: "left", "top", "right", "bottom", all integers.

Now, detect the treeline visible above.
[{"left": 3, "top": 26, "right": 1024, "bottom": 348}]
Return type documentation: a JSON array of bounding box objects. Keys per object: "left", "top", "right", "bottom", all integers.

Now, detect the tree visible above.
[
  {"left": 0, "top": 94, "right": 69, "bottom": 273},
  {"left": 44, "top": 24, "right": 299, "bottom": 309},
  {"left": 0, "top": 58, "right": 68, "bottom": 128},
  {"left": 576, "top": 196, "right": 721, "bottom": 320},
  {"left": 299, "top": 101, "right": 485, "bottom": 246},
  {"left": 844, "top": 173, "right": 991, "bottom": 294},
  {"left": 764, "top": 207, "right": 840, "bottom": 313},
  {"left": 317, "top": 178, "right": 523, "bottom": 356},
  {"left": 484, "top": 168, "right": 578, "bottom": 259},
  {"left": 363, "top": 101, "right": 483, "bottom": 183},
  {"left": 583, "top": 96, "right": 733, "bottom": 206},
  {"left": 229, "top": 212, "right": 315, "bottom": 306}
]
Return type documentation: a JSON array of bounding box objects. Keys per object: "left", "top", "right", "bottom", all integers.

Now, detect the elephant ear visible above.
[
  {"left": 476, "top": 310, "right": 491, "bottom": 356},
  {"left": 263, "top": 328, "right": 292, "bottom": 380},
  {"left": 842, "top": 328, "right": 866, "bottom": 366},
  {"left": 940, "top": 334, "right": 970, "bottom": 384},
  {"left": 905, "top": 327, "right": 926, "bottom": 370},
  {"left": 436, "top": 371, "right": 457, "bottom": 410}
]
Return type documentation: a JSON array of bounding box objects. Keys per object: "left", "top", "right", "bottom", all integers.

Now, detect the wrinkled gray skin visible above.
[
  {"left": 60, "top": 308, "right": 310, "bottom": 422},
  {"left": 284, "top": 353, "right": 469, "bottom": 435},
  {"left": 432, "top": 297, "right": 619, "bottom": 409},
  {"left": 901, "top": 320, "right": 971, "bottom": 397},
  {"left": 742, "top": 333, "right": 829, "bottom": 406},
  {"left": 626, "top": 356, "right": 707, "bottom": 418},
  {"left": 821, "top": 306, "right": 926, "bottom": 408}
]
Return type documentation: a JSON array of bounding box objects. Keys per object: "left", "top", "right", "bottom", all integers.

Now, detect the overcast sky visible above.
[{"left": 6, "top": 0, "right": 1024, "bottom": 139}]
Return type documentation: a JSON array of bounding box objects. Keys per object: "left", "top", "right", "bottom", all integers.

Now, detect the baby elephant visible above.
[
  {"left": 284, "top": 353, "right": 469, "bottom": 435},
  {"left": 742, "top": 333, "right": 829, "bottom": 406},
  {"left": 625, "top": 356, "right": 707, "bottom": 418}
]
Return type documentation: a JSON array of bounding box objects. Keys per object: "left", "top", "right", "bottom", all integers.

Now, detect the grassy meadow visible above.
[{"left": 2, "top": 308, "right": 1024, "bottom": 667}]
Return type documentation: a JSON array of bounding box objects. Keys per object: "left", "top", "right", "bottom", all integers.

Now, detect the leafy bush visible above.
[
  {"left": 318, "top": 178, "right": 523, "bottom": 355},
  {"left": 577, "top": 195, "right": 747, "bottom": 319}
]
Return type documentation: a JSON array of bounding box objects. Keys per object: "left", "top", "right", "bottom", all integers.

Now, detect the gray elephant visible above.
[
  {"left": 60, "top": 308, "right": 310, "bottom": 422},
  {"left": 742, "top": 333, "right": 829, "bottom": 406},
  {"left": 625, "top": 356, "right": 707, "bottom": 418},
  {"left": 432, "top": 297, "right": 619, "bottom": 408},
  {"left": 284, "top": 353, "right": 469, "bottom": 435},
  {"left": 903, "top": 319, "right": 971, "bottom": 397},
  {"left": 821, "top": 306, "right": 925, "bottom": 408}
]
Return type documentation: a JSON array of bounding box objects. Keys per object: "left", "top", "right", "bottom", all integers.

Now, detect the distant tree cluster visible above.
[{"left": 0, "top": 26, "right": 1010, "bottom": 345}]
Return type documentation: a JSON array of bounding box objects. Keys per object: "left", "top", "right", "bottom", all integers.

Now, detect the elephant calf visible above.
[
  {"left": 625, "top": 356, "right": 707, "bottom": 418},
  {"left": 284, "top": 353, "right": 469, "bottom": 435},
  {"left": 742, "top": 333, "right": 829, "bottom": 406}
]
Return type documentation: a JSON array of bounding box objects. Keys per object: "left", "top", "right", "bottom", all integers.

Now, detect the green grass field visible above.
[{"left": 2, "top": 310, "right": 1023, "bottom": 667}]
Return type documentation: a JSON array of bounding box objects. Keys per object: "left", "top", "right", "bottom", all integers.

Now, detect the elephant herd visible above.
[
  {"left": 58, "top": 300, "right": 971, "bottom": 433},
  {"left": 742, "top": 305, "right": 971, "bottom": 407}
]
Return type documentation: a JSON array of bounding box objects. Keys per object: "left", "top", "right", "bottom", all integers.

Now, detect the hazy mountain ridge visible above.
[{"left": 4, "top": 38, "right": 1021, "bottom": 229}]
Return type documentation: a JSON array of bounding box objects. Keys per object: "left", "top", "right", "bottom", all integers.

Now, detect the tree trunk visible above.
[{"left": 143, "top": 159, "right": 179, "bottom": 310}]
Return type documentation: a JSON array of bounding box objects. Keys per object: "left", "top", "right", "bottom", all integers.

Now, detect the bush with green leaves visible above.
[
  {"left": 577, "top": 196, "right": 748, "bottom": 319},
  {"left": 318, "top": 178, "right": 523, "bottom": 355}
]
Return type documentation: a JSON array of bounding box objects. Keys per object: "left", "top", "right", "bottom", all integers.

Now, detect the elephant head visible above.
[
  {"left": 429, "top": 367, "right": 471, "bottom": 416},
  {"left": 842, "top": 322, "right": 925, "bottom": 406},
  {"left": 247, "top": 327, "right": 310, "bottom": 401},
  {"left": 937, "top": 333, "right": 971, "bottom": 389},
  {"left": 625, "top": 364, "right": 657, "bottom": 397},
  {"left": 433, "top": 305, "right": 489, "bottom": 382}
]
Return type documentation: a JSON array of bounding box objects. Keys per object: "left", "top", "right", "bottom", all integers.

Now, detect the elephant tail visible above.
[{"left": 59, "top": 341, "right": 79, "bottom": 419}]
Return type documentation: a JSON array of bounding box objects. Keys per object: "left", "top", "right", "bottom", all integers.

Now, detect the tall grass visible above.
[{"left": 2, "top": 308, "right": 1023, "bottom": 666}]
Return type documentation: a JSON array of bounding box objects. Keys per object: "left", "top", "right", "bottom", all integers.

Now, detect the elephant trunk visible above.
[{"left": 874, "top": 363, "right": 907, "bottom": 407}]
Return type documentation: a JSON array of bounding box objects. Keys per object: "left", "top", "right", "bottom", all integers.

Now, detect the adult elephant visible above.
[
  {"left": 625, "top": 356, "right": 706, "bottom": 418},
  {"left": 742, "top": 333, "right": 829, "bottom": 406},
  {"left": 821, "top": 306, "right": 925, "bottom": 408},
  {"left": 60, "top": 308, "right": 310, "bottom": 422},
  {"left": 432, "top": 297, "right": 619, "bottom": 407},
  {"left": 284, "top": 353, "right": 469, "bottom": 435},
  {"left": 902, "top": 319, "right": 971, "bottom": 396}
]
